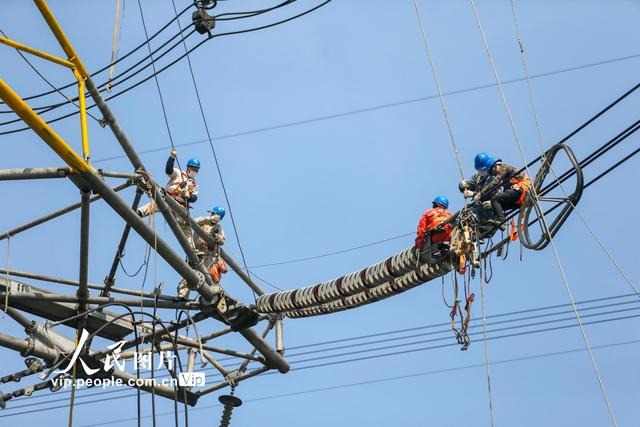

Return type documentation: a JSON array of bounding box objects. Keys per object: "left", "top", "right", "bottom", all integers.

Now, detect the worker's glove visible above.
[
  {"left": 170, "top": 148, "right": 177, "bottom": 158},
  {"left": 472, "top": 193, "right": 481, "bottom": 203},
  {"left": 459, "top": 179, "right": 471, "bottom": 192},
  {"left": 463, "top": 190, "right": 475, "bottom": 198},
  {"left": 181, "top": 188, "right": 190, "bottom": 199},
  {"left": 482, "top": 201, "right": 492, "bottom": 209}
]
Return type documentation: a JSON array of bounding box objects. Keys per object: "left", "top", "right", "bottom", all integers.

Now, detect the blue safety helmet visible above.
[
  {"left": 474, "top": 152, "right": 490, "bottom": 171},
  {"left": 209, "top": 205, "right": 225, "bottom": 219},
  {"left": 486, "top": 157, "right": 501, "bottom": 174},
  {"left": 432, "top": 195, "right": 449, "bottom": 209},
  {"left": 475, "top": 152, "right": 501, "bottom": 172},
  {"left": 186, "top": 157, "right": 201, "bottom": 170}
]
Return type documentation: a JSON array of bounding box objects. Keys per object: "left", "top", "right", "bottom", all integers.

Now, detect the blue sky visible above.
[{"left": 1, "top": 0, "right": 639, "bottom": 426}]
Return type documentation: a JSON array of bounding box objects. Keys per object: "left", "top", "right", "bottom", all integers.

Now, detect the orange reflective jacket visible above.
[{"left": 415, "top": 206, "right": 453, "bottom": 249}]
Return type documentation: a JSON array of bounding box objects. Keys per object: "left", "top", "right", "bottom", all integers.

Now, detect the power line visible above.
[
  {"left": 0, "top": 25, "right": 198, "bottom": 129},
  {"left": 288, "top": 305, "right": 640, "bottom": 365},
  {"left": 3, "top": 308, "right": 638, "bottom": 419},
  {"left": 0, "top": 1, "right": 303, "bottom": 118},
  {"left": 0, "top": 0, "right": 335, "bottom": 135},
  {"left": 246, "top": 233, "right": 414, "bottom": 269},
  {"left": 75, "top": 338, "right": 640, "bottom": 426},
  {"left": 87, "top": 53, "right": 640, "bottom": 164},
  {"left": 0, "top": 29, "right": 101, "bottom": 123},
  {"left": 121, "top": 120, "right": 640, "bottom": 274},
  {"left": 0, "top": 1, "right": 307, "bottom": 115},
  {"left": 285, "top": 292, "right": 638, "bottom": 350},
  {"left": 508, "top": 0, "right": 639, "bottom": 300},
  {"left": 2, "top": 293, "right": 638, "bottom": 414},
  {"left": 214, "top": 0, "right": 296, "bottom": 21},
  {"left": 0, "top": 1, "right": 197, "bottom": 108}
]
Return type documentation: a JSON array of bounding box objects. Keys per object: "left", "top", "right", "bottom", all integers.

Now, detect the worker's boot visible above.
[
  {"left": 488, "top": 218, "right": 507, "bottom": 231},
  {"left": 431, "top": 243, "right": 448, "bottom": 262},
  {"left": 420, "top": 244, "right": 434, "bottom": 264}
]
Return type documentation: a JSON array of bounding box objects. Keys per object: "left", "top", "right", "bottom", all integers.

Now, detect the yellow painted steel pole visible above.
[
  {"left": 76, "top": 72, "right": 90, "bottom": 162},
  {"left": 33, "top": 0, "right": 89, "bottom": 79},
  {"left": 0, "top": 36, "right": 75, "bottom": 69},
  {"left": 0, "top": 79, "right": 90, "bottom": 173}
]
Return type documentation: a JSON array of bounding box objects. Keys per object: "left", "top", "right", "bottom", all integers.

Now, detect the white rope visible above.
[
  {"left": 108, "top": 0, "right": 126, "bottom": 90},
  {"left": 509, "top": 0, "right": 639, "bottom": 298},
  {"left": 479, "top": 279, "right": 496, "bottom": 427},
  {"left": 411, "top": 0, "right": 466, "bottom": 180},
  {"left": 3, "top": 236, "right": 10, "bottom": 315},
  {"left": 469, "top": 1, "right": 618, "bottom": 424}
]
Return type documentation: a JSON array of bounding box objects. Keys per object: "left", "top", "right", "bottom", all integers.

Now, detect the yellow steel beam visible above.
[
  {"left": 76, "top": 71, "right": 90, "bottom": 162},
  {"left": 0, "top": 79, "right": 91, "bottom": 173},
  {"left": 0, "top": 36, "right": 75, "bottom": 69},
  {"left": 33, "top": 0, "right": 89, "bottom": 79}
]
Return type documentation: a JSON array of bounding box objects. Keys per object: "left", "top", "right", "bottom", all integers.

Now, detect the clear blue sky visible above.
[{"left": 1, "top": 0, "right": 639, "bottom": 426}]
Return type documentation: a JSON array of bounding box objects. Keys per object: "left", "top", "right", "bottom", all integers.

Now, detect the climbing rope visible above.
[
  {"left": 478, "top": 271, "right": 495, "bottom": 427},
  {"left": 468, "top": 0, "right": 618, "bottom": 424},
  {"left": 67, "top": 330, "right": 80, "bottom": 427},
  {"left": 136, "top": 0, "right": 196, "bottom": 262},
  {"left": 3, "top": 236, "right": 9, "bottom": 315},
  {"left": 411, "top": 0, "right": 466, "bottom": 181},
  {"left": 169, "top": 0, "right": 261, "bottom": 300},
  {"left": 108, "top": 0, "right": 126, "bottom": 91}
]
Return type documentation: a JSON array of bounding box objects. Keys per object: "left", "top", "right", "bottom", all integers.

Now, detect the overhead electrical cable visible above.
[
  {"left": 508, "top": 0, "right": 640, "bottom": 298},
  {"left": 0, "top": 1, "right": 197, "bottom": 108},
  {"left": 3, "top": 308, "right": 638, "bottom": 419},
  {"left": 75, "top": 337, "right": 640, "bottom": 427},
  {"left": 0, "top": 0, "right": 335, "bottom": 135},
  {"left": 2, "top": 293, "right": 638, "bottom": 414},
  {"left": 88, "top": 58, "right": 640, "bottom": 163}
]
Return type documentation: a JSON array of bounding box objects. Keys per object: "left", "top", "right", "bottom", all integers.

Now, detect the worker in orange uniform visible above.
[
  {"left": 137, "top": 148, "right": 200, "bottom": 245},
  {"left": 415, "top": 195, "right": 453, "bottom": 264},
  {"left": 472, "top": 154, "right": 531, "bottom": 229},
  {"left": 177, "top": 205, "right": 227, "bottom": 300}
]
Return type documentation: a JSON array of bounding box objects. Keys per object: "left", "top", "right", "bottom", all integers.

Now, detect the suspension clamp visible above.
[{"left": 193, "top": 8, "right": 215, "bottom": 35}]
